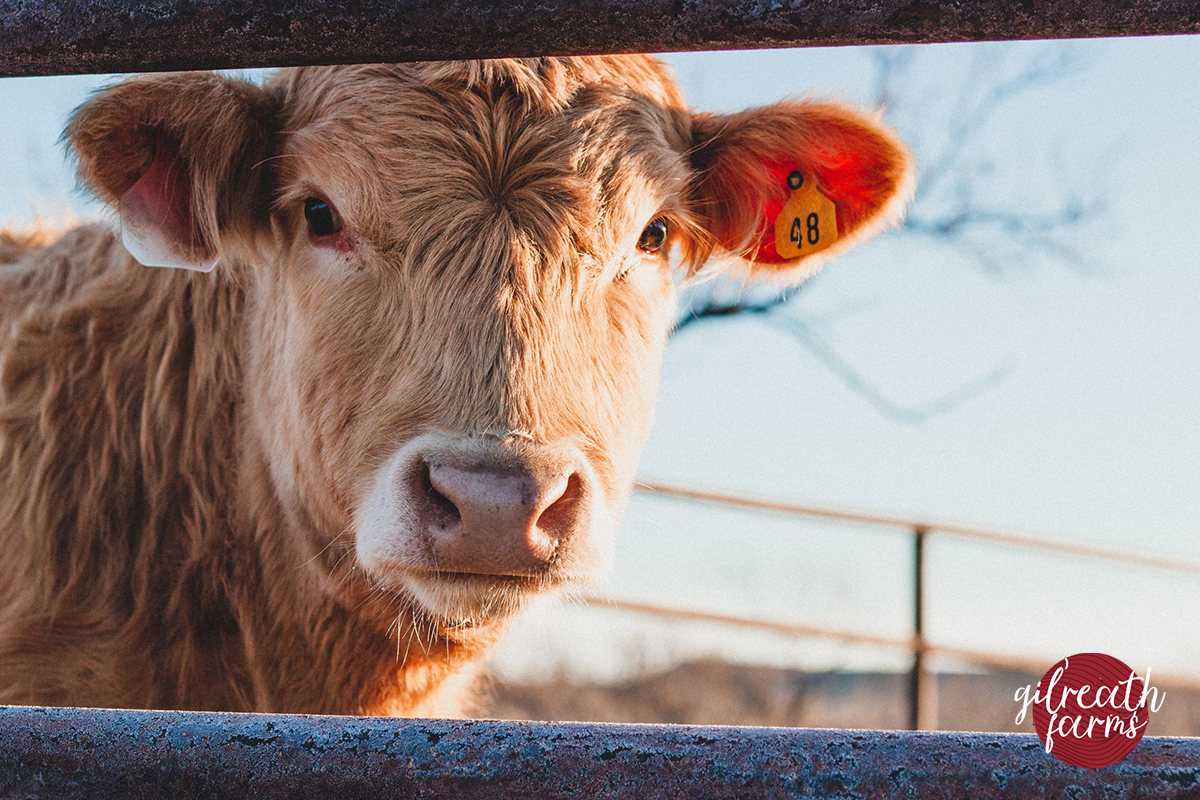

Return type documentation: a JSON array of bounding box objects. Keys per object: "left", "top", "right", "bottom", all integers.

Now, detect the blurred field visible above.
[{"left": 482, "top": 660, "right": 1200, "bottom": 736}]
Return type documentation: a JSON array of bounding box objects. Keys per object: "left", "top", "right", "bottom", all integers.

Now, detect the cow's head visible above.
[{"left": 66, "top": 58, "right": 911, "bottom": 629}]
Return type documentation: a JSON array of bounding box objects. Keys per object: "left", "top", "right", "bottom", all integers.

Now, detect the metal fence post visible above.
[{"left": 909, "top": 526, "right": 935, "bottom": 730}]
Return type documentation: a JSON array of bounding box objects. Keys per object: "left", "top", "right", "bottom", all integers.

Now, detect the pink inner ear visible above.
[{"left": 120, "top": 136, "right": 206, "bottom": 256}]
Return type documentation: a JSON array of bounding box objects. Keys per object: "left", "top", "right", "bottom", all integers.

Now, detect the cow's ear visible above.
[
  {"left": 65, "top": 73, "right": 275, "bottom": 272},
  {"left": 689, "top": 101, "right": 913, "bottom": 283}
]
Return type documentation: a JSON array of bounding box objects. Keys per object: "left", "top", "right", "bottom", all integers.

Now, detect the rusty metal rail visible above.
[
  {"left": 4, "top": 0, "right": 1200, "bottom": 78},
  {"left": 1, "top": 706, "right": 1197, "bottom": 799}
]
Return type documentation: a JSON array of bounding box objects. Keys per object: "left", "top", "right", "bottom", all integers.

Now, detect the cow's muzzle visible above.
[{"left": 354, "top": 432, "right": 604, "bottom": 620}]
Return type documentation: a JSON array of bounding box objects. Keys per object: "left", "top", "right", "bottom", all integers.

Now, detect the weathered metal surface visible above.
[
  {"left": 3, "top": 0, "right": 1200, "bottom": 78},
  {"left": 0, "top": 705, "right": 1197, "bottom": 798}
]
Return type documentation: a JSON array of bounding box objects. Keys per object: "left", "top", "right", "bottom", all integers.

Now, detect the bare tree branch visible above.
[
  {"left": 765, "top": 314, "right": 1014, "bottom": 424},
  {"left": 673, "top": 293, "right": 789, "bottom": 334},
  {"left": 883, "top": 43, "right": 1104, "bottom": 274},
  {"left": 675, "top": 43, "right": 1107, "bottom": 422}
]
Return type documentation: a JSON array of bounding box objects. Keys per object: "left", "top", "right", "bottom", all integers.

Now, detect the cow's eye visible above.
[
  {"left": 637, "top": 218, "right": 668, "bottom": 254},
  {"left": 304, "top": 197, "right": 341, "bottom": 237}
]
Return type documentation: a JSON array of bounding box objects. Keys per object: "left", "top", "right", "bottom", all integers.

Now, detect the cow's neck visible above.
[
  {"left": 213, "top": 266, "right": 503, "bottom": 716},
  {"left": 229, "top": 436, "right": 505, "bottom": 715}
]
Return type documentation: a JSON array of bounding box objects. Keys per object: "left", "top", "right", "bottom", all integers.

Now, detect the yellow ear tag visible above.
[{"left": 773, "top": 171, "right": 838, "bottom": 260}]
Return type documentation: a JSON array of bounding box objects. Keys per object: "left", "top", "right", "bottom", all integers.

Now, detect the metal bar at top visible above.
[
  {"left": 0, "top": 706, "right": 1197, "bottom": 799},
  {"left": 3, "top": 0, "right": 1200, "bottom": 79},
  {"left": 634, "top": 480, "right": 1200, "bottom": 576}
]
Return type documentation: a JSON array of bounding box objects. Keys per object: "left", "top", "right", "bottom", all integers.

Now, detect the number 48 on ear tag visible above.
[{"left": 774, "top": 171, "right": 838, "bottom": 260}]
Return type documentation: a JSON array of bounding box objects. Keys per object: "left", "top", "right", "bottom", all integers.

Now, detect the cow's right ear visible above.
[{"left": 65, "top": 73, "right": 276, "bottom": 272}]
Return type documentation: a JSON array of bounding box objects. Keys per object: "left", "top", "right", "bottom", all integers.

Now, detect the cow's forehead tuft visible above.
[{"left": 268, "top": 56, "right": 685, "bottom": 116}]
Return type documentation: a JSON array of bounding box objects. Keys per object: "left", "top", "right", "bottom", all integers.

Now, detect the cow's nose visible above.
[{"left": 415, "top": 452, "right": 584, "bottom": 575}]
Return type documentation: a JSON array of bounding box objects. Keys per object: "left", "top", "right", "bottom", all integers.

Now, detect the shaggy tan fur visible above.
[{"left": 0, "top": 56, "right": 910, "bottom": 715}]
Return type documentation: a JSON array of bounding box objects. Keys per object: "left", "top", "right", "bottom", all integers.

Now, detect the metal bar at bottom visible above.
[
  {"left": 1, "top": 706, "right": 1197, "bottom": 798},
  {"left": 5, "top": 0, "right": 1200, "bottom": 79}
]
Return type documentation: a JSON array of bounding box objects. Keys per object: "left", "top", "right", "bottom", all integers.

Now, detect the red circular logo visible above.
[{"left": 1030, "top": 653, "right": 1149, "bottom": 768}]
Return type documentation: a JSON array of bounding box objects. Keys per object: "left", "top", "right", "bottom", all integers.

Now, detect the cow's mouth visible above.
[{"left": 391, "top": 566, "right": 566, "bottom": 624}]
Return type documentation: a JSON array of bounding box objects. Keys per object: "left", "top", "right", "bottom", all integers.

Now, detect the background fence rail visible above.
[
  {"left": 5, "top": 0, "right": 1200, "bottom": 78},
  {"left": 575, "top": 480, "right": 1200, "bottom": 729},
  {"left": 634, "top": 480, "right": 1200, "bottom": 576}
]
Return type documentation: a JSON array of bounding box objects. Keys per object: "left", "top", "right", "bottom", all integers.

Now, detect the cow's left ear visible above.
[
  {"left": 65, "top": 73, "right": 276, "bottom": 272},
  {"left": 689, "top": 100, "right": 913, "bottom": 283}
]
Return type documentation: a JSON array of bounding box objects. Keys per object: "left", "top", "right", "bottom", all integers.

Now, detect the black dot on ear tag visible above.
[{"left": 786, "top": 171, "right": 804, "bottom": 190}]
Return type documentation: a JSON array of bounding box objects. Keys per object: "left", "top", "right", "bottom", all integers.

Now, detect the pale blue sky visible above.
[{"left": 1, "top": 36, "right": 1197, "bottom": 683}]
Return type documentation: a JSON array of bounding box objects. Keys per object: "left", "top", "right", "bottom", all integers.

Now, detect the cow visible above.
[{"left": 0, "top": 56, "right": 911, "bottom": 716}]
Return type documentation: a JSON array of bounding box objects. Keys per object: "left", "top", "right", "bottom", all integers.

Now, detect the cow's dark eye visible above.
[
  {"left": 637, "top": 218, "right": 668, "bottom": 254},
  {"left": 304, "top": 197, "right": 340, "bottom": 237}
]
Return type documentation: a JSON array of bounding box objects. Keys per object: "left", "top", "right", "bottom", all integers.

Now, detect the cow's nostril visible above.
[
  {"left": 417, "top": 461, "right": 461, "bottom": 530},
  {"left": 535, "top": 472, "right": 582, "bottom": 536}
]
